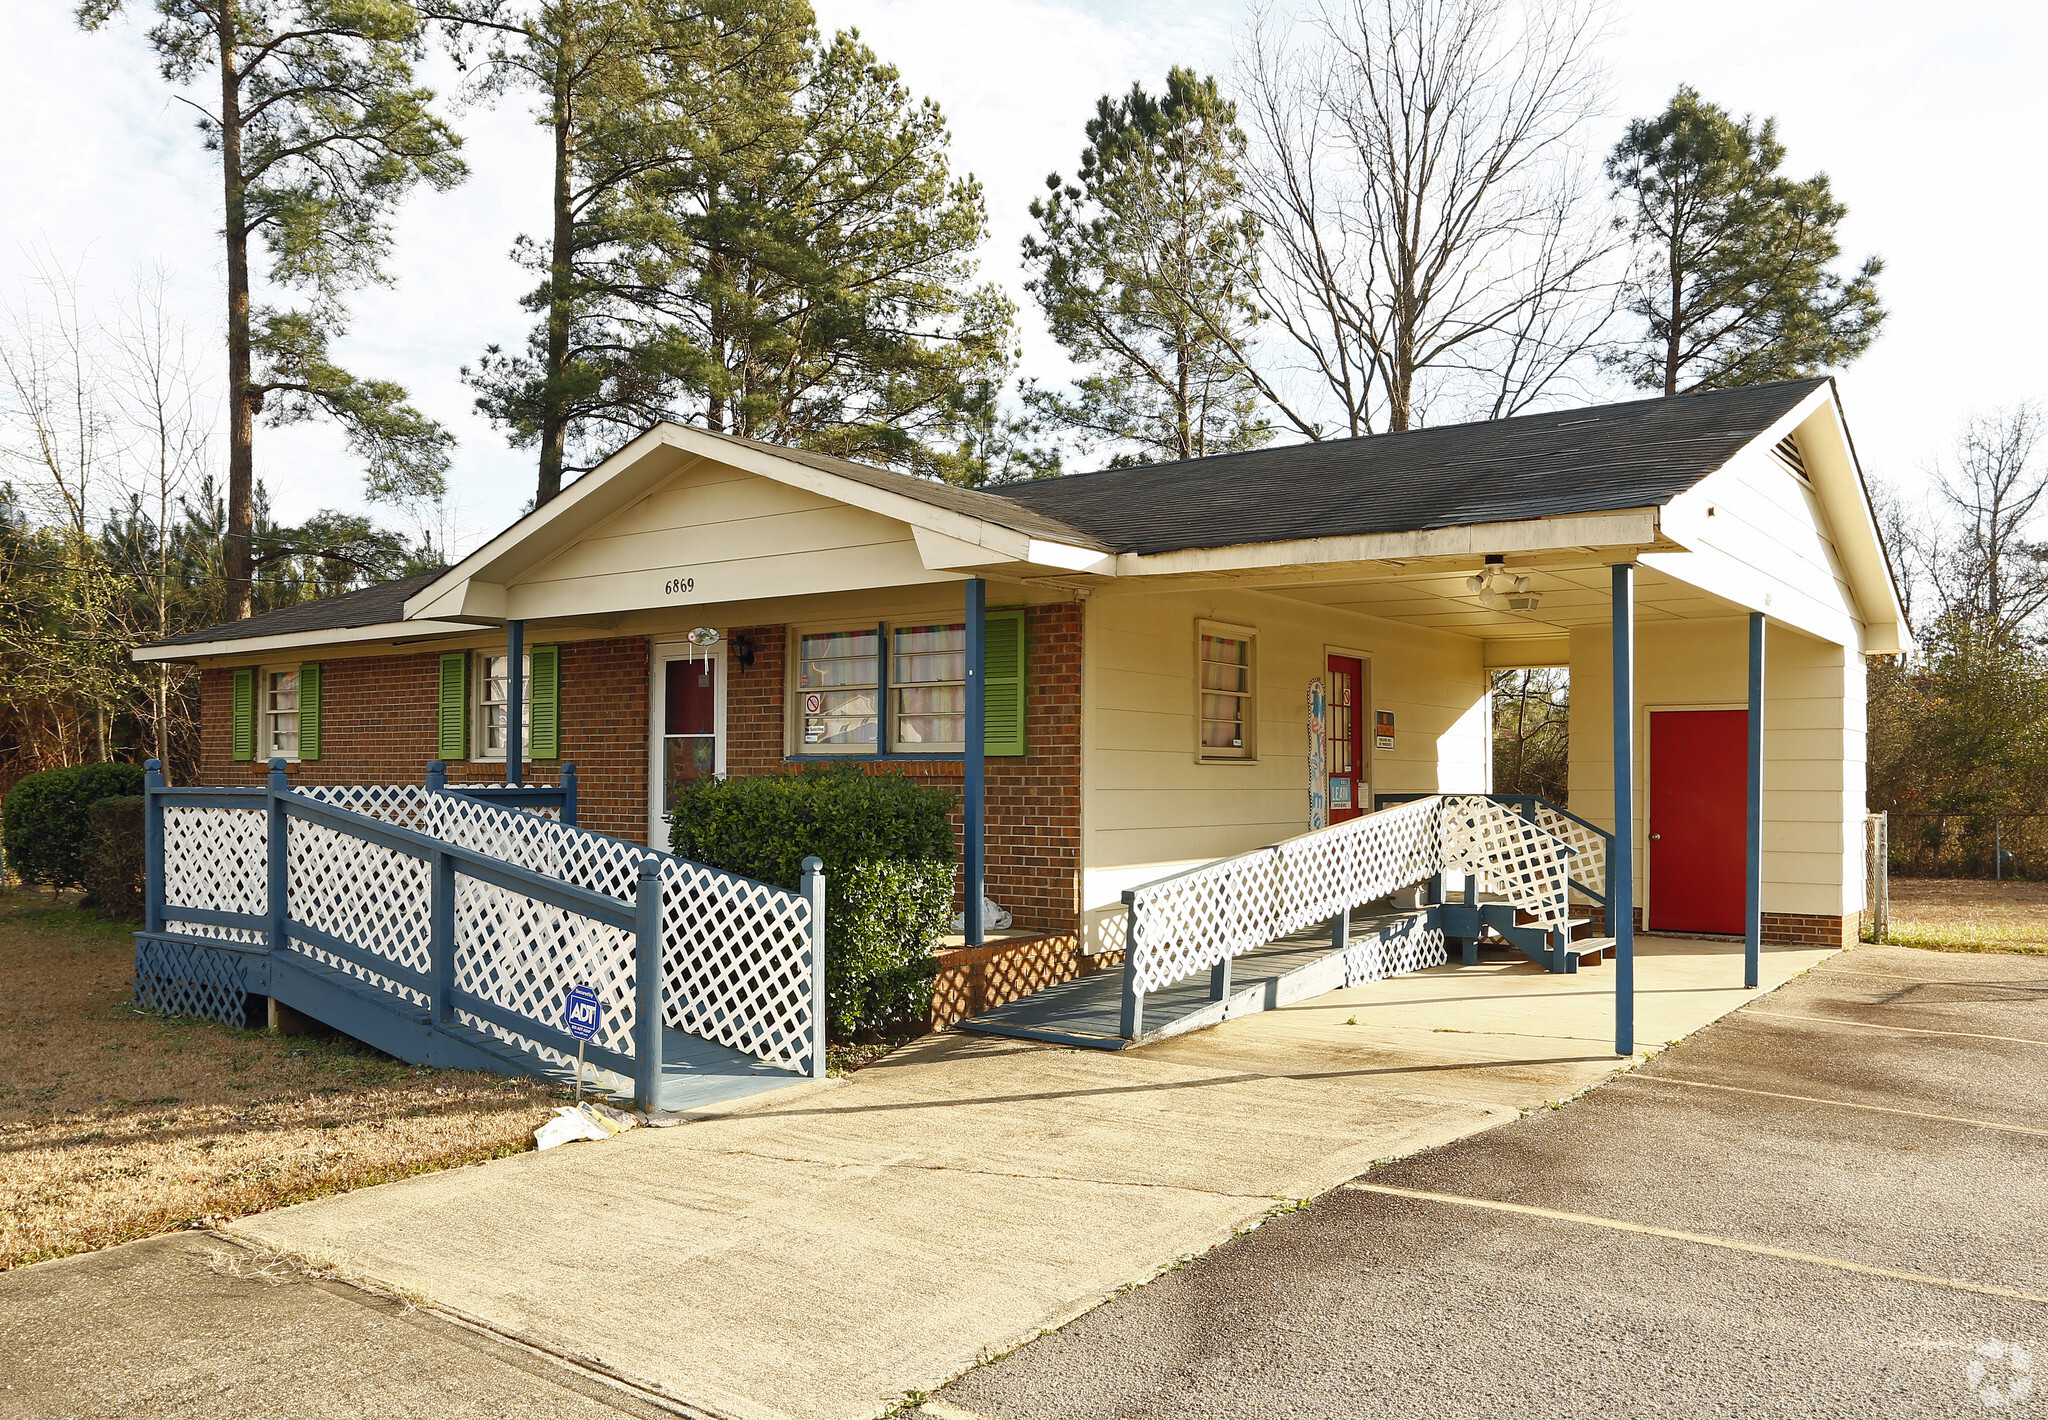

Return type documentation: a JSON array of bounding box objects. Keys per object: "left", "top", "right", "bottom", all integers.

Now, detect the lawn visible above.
[
  {"left": 1882, "top": 877, "right": 2048, "bottom": 955},
  {"left": 0, "top": 892, "right": 559, "bottom": 1271}
]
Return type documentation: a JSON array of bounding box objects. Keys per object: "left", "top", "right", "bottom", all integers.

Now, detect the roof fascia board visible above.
[
  {"left": 131, "top": 618, "right": 479, "bottom": 663},
  {"left": 1111, "top": 510, "right": 1663, "bottom": 577}
]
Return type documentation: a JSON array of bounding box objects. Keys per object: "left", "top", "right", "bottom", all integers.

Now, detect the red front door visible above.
[
  {"left": 1648, "top": 709, "right": 1747, "bottom": 935},
  {"left": 1327, "top": 656, "right": 1366, "bottom": 822}
]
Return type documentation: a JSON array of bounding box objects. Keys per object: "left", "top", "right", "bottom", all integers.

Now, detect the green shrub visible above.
[
  {"left": 2, "top": 763, "right": 147, "bottom": 890},
  {"left": 82, "top": 795, "right": 147, "bottom": 919},
  {"left": 670, "top": 766, "right": 956, "bottom": 1037}
]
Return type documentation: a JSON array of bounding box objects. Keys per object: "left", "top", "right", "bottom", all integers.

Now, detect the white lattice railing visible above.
[
  {"left": 1123, "top": 794, "right": 1577, "bottom": 997},
  {"left": 1532, "top": 802, "right": 1609, "bottom": 903},
  {"left": 296, "top": 784, "right": 818, "bottom": 1074},
  {"left": 150, "top": 775, "right": 821, "bottom": 1100}
]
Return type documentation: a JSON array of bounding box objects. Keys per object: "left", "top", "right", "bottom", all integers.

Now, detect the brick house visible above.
[{"left": 139, "top": 378, "right": 1904, "bottom": 1029}]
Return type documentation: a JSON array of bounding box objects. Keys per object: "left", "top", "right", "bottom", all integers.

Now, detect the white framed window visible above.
[
  {"left": 794, "top": 627, "right": 881, "bottom": 753},
  {"left": 261, "top": 666, "right": 300, "bottom": 761},
  {"left": 473, "top": 651, "right": 531, "bottom": 760},
  {"left": 890, "top": 622, "right": 966, "bottom": 751},
  {"left": 1196, "top": 621, "right": 1257, "bottom": 762}
]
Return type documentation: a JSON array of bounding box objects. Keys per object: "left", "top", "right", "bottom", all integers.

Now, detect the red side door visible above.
[
  {"left": 1648, "top": 709, "right": 1747, "bottom": 935},
  {"left": 1327, "top": 656, "right": 1365, "bottom": 822}
]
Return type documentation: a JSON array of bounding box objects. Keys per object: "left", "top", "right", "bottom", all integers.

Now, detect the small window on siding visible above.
[
  {"left": 262, "top": 667, "right": 300, "bottom": 761},
  {"left": 1197, "top": 622, "right": 1257, "bottom": 762}
]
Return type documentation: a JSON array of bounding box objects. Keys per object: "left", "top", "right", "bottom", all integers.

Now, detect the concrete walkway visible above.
[
  {"left": 211, "top": 935, "right": 1827, "bottom": 1420},
  {"left": 920, "top": 944, "right": 2048, "bottom": 1419}
]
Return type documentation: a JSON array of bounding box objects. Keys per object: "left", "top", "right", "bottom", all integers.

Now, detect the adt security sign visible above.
[
  {"left": 563, "top": 984, "right": 603, "bottom": 1101},
  {"left": 564, "top": 984, "right": 602, "bottom": 1040}
]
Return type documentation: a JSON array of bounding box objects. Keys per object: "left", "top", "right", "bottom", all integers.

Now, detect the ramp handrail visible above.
[
  {"left": 145, "top": 760, "right": 826, "bottom": 1106},
  {"left": 1379, "top": 791, "right": 1611, "bottom": 905},
  {"left": 1118, "top": 794, "right": 1577, "bottom": 1037}
]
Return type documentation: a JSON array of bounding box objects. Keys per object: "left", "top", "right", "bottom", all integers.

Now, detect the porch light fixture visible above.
[{"left": 1467, "top": 555, "right": 1541, "bottom": 612}]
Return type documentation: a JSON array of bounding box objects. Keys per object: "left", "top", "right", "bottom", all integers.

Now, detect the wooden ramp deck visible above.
[{"left": 954, "top": 909, "right": 1435, "bottom": 1051}]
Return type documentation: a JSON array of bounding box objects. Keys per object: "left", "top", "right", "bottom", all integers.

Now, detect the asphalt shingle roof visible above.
[
  {"left": 144, "top": 381, "right": 1827, "bottom": 653},
  {"left": 141, "top": 569, "right": 445, "bottom": 649},
  {"left": 995, "top": 379, "right": 1828, "bottom": 555}
]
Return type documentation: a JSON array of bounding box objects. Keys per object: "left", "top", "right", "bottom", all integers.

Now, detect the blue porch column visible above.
[
  {"left": 506, "top": 619, "right": 525, "bottom": 786},
  {"left": 1611, "top": 564, "right": 1636, "bottom": 1057},
  {"left": 1745, "top": 612, "right": 1765, "bottom": 989},
  {"left": 964, "top": 579, "right": 987, "bottom": 946}
]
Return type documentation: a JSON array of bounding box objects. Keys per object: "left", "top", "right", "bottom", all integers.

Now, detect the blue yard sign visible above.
[{"left": 564, "top": 984, "right": 603, "bottom": 1040}]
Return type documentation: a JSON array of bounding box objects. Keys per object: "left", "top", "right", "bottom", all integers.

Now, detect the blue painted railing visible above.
[
  {"left": 425, "top": 759, "right": 578, "bottom": 825},
  {"left": 140, "top": 757, "right": 825, "bottom": 1108}
]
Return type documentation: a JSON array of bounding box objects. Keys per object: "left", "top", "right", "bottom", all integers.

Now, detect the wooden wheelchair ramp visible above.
[{"left": 955, "top": 908, "right": 1441, "bottom": 1051}]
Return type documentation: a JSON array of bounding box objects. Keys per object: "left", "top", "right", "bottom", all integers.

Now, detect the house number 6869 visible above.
[{"left": 664, "top": 576, "right": 696, "bottom": 596}]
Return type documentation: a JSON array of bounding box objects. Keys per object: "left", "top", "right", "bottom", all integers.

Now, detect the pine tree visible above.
[
  {"left": 1607, "top": 86, "right": 1885, "bottom": 395},
  {"left": 78, "top": 0, "right": 466, "bottom": 618},
  {"left": 1023, "top": 68, "right": 1266, "bottom": 465}
]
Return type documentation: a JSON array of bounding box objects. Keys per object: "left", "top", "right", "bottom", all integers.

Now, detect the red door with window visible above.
[
  {"left": 1327, "top": 656, "right": 1367, "bottom": 822},
  {"left": 1648, "top": 709, "right": 1747, "bottom": 935}
]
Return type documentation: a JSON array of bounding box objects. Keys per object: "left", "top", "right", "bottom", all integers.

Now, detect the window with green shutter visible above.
[
  {"left": 297, "top": 662, "right": 322, "bottom": 761},
  {"left": 231, "top": 667, "right": 255, "bottom": 761},
  {"left": 438, "top": 651, "right": 469, "bottom": 760},
  {"left": 982, "top": 608, "right": 1027, "bottom": 756},
  {"left": 528, "top": 645, "right": 560, "bottom": 759}
]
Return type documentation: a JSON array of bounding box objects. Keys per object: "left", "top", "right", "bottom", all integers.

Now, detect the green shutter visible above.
[
  {"left": 438, "top": 652, "right": 469, "bottom": 761},
  {"left": 297, "top": 662, "right": 322, "bottom": 761},
  {"left": 982, "top": 608, "right": 1027, "bottom": 756},
  {"left": 529, "top": 645, "right": 560, "bottom": 759},
  {"left": 231, "top": 667, "right": 255, "bottom": 761}
]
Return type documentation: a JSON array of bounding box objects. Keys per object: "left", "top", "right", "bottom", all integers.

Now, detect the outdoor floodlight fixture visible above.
[{"left": 1467, "top": 554, "right": 1541, "bottom": 612}]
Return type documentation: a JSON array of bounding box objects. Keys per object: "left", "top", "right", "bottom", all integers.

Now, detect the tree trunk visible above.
[
  {"left": 536, "top": 57, "right": 575, "bottom": 508},
  {"left": 219, "top": 0, "right": 256, "bottom": 620},
  {"left": 1664, "top": 224, "right": 1683, "bottom": 396}
]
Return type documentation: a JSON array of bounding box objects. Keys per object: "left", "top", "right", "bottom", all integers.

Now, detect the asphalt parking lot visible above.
[{"left": 921, "top": 944, "right": 2048, "bottom": 1420}]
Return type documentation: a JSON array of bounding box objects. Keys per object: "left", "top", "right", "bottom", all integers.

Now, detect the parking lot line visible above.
[
  {"left": 1744, "top": 1009, "right": 2048, "bottom": 1047},
  {"left": 1636, "top": 1075, "right": 2048, "bottom": 1137},
  {"left": 1340, "top": 1183, "right": 2048, "bottom": 1305}
]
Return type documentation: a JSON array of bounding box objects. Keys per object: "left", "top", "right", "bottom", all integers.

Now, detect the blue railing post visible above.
[
  {"left": 560, "top": 762, "right": 579, "bottom": 828},
  {"left": 1611, "top": 564, "right": 1637, "bottom": 1056},
  {"left": 506, "top": 619, "right": 525, "bottom": 787},
  {"left": 634, "top": 855, "right": 664, "bottom": 1111},
  {"left": 430, "top": 848, "right": 456, "bottom": 1026},
  {"left": 1118, "top": 890, "right": 1143, "bottom": 1039},
  {"left": 802, "top": 855, "right": 826, "bottom": 1079},
  {"left": 266, "top": 757, "right": 290, "bottom": 960},
  {"left": 143, "top": 759, "right": 166, "bottom": 934},
  {"left": 964, "top": 578, "right": 987, "bottom": 947},
  {"left": 1745, "top": 612, "right": 1765, "bottom": 990},
  {"left": 426, "top": 760, "right": 447, "bottom": 793}
]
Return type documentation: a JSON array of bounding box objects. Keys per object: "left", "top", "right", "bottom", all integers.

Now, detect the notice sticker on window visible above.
[
  {"left": 1375, "top": 710, "right": 1395, "bottom": 750},
  {"left": 1330, "top": 776, "right": 1352, "bottom": 809},
  {"left": 805, "top": 692, "right": 823, "bottom": 715}
]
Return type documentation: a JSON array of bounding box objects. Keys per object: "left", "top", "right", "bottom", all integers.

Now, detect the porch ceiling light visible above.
[{"left": 1466, "top": 556, "right": 1541, "bottom": 612}]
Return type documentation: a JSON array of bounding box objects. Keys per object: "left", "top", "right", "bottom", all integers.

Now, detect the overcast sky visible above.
[{"left": 3, "top": 0, "right": 2041, "bottom": 555}]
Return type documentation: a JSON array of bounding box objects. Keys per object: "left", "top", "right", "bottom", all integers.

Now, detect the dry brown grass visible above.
[
  {"left": 1883, "top": 877, "right": 2048, "bottom": 955},
  {"left": 0, "top": 891, "right": 562, "bottom": 1271}
]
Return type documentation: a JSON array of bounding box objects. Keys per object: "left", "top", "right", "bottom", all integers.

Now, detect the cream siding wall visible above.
[
  {"left": 1568, "top": 617, "right": 1865, "bottom": 920},
  {"left": 507, "top": 455, "right": 959, "bottom": 620},
  {"left": 1648, "top": 442, "right": 1869, "bottom": 650},
  {"left": 1080, "top": 586, "right": 1488, "bottom": 949}
]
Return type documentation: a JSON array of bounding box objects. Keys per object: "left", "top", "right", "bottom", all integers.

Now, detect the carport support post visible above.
[
  {"left": 506, "top": 618, "right": 525, "bottom": 787},
  {"left": 634, "top": 855, "right": 664, "bottom": 1111},
  {"left": 1611, "top": 565, "right": 1636, "bottom": 1058},
  {"left": 965, "top": 578, "right": 987, "bottom": 947},
  {"left": 1745, "top": 612, "right": 1765, "bottom": 990}
]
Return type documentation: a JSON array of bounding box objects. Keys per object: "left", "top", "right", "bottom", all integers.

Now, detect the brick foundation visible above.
[{"left": 1577, "top": 904, "right": 1854, "bottom": 949}]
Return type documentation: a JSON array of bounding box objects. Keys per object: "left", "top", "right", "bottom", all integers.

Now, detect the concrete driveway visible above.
[
  {"left": 919, "top": 944, "right": 2048, "bottom": 1420},
  {"left": 202, "top": 934, "right": 1827, "bottom": 1420}
]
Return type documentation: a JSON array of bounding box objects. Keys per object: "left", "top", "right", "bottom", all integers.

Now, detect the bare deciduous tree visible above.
[
  {"left": 1236, "top": 0, "right": 1615, "bottom": 438},
  {"left": 1924, "top": 403, "right": 2048, "bottom": 646}
]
